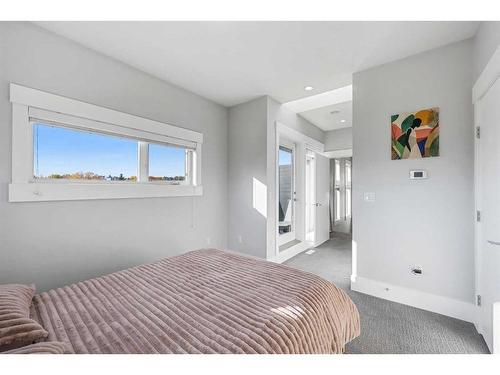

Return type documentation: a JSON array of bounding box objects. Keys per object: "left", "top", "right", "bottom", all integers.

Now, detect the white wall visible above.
[
  {"left": 324, "top": 127, "right": 353, "bottom": 152},
  {"left": 0, "top": 22, "right": 229, "bottom": 292},
  {"left": 227, "top": 97, "right": 268, "bottom": 258},
  {"left": 473, "top": 22, "right": 500, "bottom": 81},
  {"left": 352, "top": 39, "right": 475, "bottom": 304}
]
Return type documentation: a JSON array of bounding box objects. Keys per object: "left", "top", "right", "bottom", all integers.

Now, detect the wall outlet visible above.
[
  {"left": 409, "top": 170, "right": 428, "bottom": 179},
  {"left": 237, "top": 235, "right": 243, "bottom": 244},
  {"left": 206, "top": 237, "right": 211, "bottom": 245},
  {"left": 410, "top": 266, "right": 423, "bottom": 276}
]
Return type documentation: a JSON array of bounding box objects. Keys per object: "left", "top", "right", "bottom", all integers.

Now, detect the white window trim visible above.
[{"left": 9, "top": 83, "right": 203, "bottom": 202}]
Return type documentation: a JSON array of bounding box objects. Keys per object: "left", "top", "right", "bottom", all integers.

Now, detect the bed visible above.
[{"left": 30, "top": 249, "right": 360, "bottom": 354}]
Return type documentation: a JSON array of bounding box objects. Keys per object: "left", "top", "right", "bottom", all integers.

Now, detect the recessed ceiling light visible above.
[
  {"left": 304, "top": 86, "right": 314, "bottom": 91},
  {"left": 340, "top": 119, "right": 347, "bottom": 123}
]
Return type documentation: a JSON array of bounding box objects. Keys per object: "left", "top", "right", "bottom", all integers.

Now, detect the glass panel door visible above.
[
  {"left": 278, "top": 142, "right": 295, "bottom": 245},
  {"left": 305, "top": 150, "right": 316, "bottom": 243}
]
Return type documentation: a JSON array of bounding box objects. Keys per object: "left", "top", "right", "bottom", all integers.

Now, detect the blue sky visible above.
[
  {"left": 279, "top": 147, "right": 292, "bottom": 166},
  {"left": 33, "top": 123, "right": 185, "bottom": 178},
  {"left": 149, "top": 142, "right": 185, "bottom": 178}
]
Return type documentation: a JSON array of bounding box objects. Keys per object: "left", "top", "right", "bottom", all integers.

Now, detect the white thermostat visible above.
[{"left": 409, "top": 170, "right": 427, "bottom": 179}]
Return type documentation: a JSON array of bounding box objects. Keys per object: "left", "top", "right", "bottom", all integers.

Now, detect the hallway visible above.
[
  {"left": 285, "top": 236, "right": 352, "bottom": 289},
  {"left": 285, "top": 237, "right": 489, "bottom": 354}
]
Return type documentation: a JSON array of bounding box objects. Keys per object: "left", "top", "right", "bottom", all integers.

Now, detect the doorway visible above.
[{"left": 273, "top": 122, "right": 330, "bottom": 262}]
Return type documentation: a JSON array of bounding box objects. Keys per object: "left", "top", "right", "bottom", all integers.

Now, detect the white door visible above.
[
  {"left": 315, "top": 153, "right": 330, "bottom": 246},
  {"left": 478, "top": 77, "right": 500, "bottom": 353},
  {"left": 305, "top": 151, "right": 316, "bottom": 243}
]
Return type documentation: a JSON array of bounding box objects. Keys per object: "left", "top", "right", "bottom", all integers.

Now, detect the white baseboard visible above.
[
  {"left": 313, "top": 237, "right": 329, "bottom": 248},
  {"left": 351, "top": 276, "right": 478, "bottom": 323},
  {"left": 269, "top": 241, "right": 310, "bottom": 263}
]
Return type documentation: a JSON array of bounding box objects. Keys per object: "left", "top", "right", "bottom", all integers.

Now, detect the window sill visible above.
[{"left": 8, "top": 182, "right": 203, "bottom": 202}]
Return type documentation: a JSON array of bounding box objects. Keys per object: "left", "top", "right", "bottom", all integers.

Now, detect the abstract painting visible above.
[{"left": 391, "top": 108, "right": 439, "bottom": 160}]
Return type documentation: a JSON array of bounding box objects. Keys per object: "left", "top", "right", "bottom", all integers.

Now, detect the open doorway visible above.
[
  {"left": 279, "top": 88, "right": 356, "bottom": 298},
  {"left": 285, "top": 151, "right": 353, "bottom": 291},
  {"left": 273, "top": 122, "right": 329, "bottom": 262}
]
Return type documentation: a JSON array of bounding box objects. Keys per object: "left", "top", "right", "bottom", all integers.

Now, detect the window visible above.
[
  {"left": 334, "top": 159, "right": 341, "bottom": 221},
  {"left": 33, "top": 123, "right": 138, "bottom": 182},
  {"left": 335, "top": 159, "right": 341, "bottom": 184},
  {"left": 9, "top": 83, "right": 203, "bottom": 202},
  {"left": 148, "top": 143, "right": 190, "bottom": 184},
  {"left": 345, "top": 160, "right": 352, "bottom": 217},
  {"left": 32, "top": 123, "right": 195, "bottom": 185}
]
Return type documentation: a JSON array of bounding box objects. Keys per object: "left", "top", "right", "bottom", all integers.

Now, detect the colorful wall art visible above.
[{"left": 391, "top": 108, "right": 439, "bottom": 160}]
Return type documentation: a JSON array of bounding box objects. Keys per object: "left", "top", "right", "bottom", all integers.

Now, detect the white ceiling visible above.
[
  {"left": 35, "top": 21, "right": 479, "bottom": 107},
  {"left": 299, "top": 101, "right": 352, "bottom": 131}
]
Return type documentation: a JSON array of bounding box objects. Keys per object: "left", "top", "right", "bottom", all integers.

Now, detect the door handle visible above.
[
  {"left": 314, "top": 203, "right": 321, "bottom": 207},
  {"left": 487, "top": 240, "right": 500, "bottom": 246}
]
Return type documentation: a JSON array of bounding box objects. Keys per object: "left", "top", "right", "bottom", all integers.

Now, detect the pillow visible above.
[
  {"left": 0, "top": 284, "right": 48, "bottom": 350},
  {"left": 2, "top": 341, "right": 69, "bottom": 354}
]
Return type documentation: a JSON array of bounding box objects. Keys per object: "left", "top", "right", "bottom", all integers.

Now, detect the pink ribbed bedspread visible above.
[{"left": 30, "top": 249, "right": 359, "bottom": 354}]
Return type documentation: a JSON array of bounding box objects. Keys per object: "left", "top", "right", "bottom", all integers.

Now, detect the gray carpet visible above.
[{"left": 285, "top": 237, "right": 490, "bottom": 354}]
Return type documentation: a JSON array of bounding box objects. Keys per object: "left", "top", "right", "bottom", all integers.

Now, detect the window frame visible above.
[{"left": 9, "top": 83, "right": 203, "bottom": 202}]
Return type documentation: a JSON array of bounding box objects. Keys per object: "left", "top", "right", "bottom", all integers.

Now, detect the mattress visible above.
[{"left": 30, "top": 249, "right": 360, "bottom": 354}]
